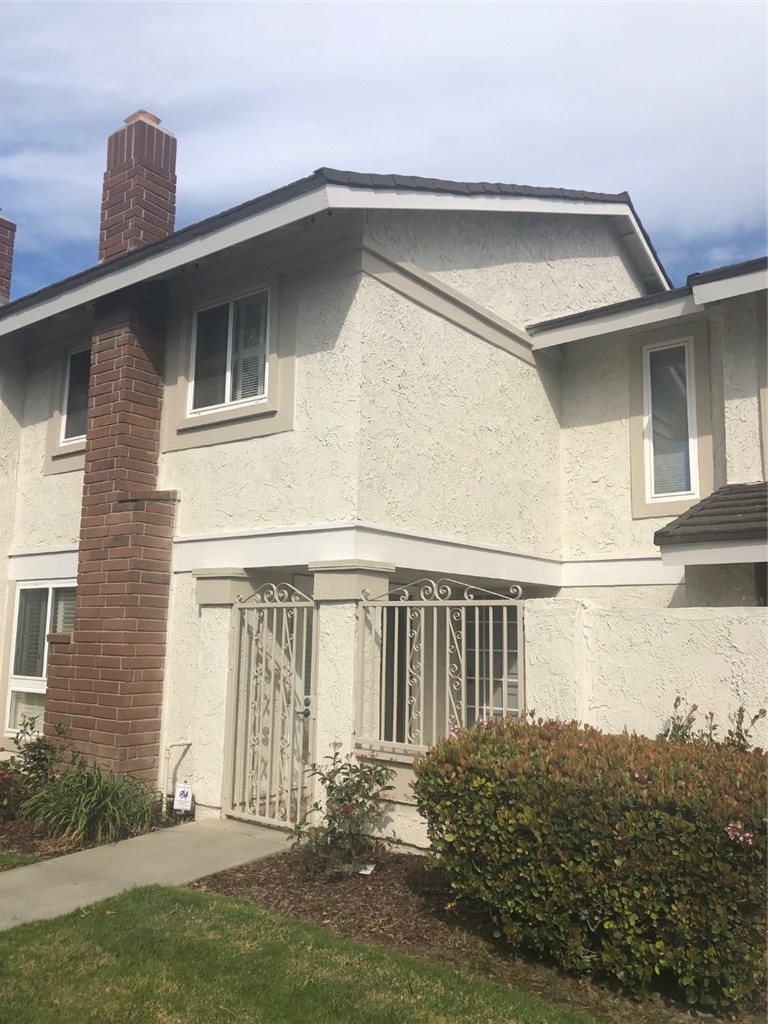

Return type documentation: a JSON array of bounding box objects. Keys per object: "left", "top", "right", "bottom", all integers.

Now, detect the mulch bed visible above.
[
  {"left": 0, "top": 816, "right": 81, "bottom": 860},
  {"left": 189, "top": 851, "right": 747, "bottom": 1024}
]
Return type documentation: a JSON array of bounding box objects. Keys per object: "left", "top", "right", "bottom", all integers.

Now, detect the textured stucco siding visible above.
[
  {"left": 0, "top": 346, "right": 24, "bottom": 690},
  {"left": 560, "top": 336, "right": 670, "bottom": 557},
  {"left": 525, "top": 599, "right": 768, "bottom": 748},
  {"left": 11, "top": 361, "right": 82, "bottom": 553},
  {"left": 559, "top": 584, "right": 686, "bottom": 608},
  {"left": 161, "top": 273, "right": 364, "bottom": 538},
  {"left": 684, "top": 564, "right": 758, "bottom": 607},
  {"left": 161, "top": 572, "right": 231, "bottom": 812},
  {"left": 358, "top": 276, "right": 562, "bottom": 556},
  {"left": 364, "top": 210, "right": 645, "bottom": 327},
  {"left": 718, "top": 295, "right": 764, "bottom": 484}
]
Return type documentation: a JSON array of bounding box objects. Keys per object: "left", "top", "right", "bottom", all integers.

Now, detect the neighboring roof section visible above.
[
  {"left": 654, "top": 482, "right": 768, "bottom": 547},
  {"left": 529, "top": 254, "right": 768, "bottom": 349},
  {"left": 0, "top": 167, "right": 669, "bottom": 339}
]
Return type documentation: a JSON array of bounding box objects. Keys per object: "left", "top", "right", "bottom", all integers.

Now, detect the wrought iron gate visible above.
[
  {"left": 356, "top": 578, "right": 524, "bottom": 755},
  {"left": 225, "top": 583, "right": 316, "bottom": 826}
]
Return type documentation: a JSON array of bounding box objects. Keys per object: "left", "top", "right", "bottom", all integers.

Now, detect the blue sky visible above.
[{"left": 1, "top": 0, "right": 766, "bottom": 300}]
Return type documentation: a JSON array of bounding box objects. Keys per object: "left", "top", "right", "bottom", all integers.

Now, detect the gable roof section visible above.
[{"left": 0, "top": 168, "right": 669, "bottom": 339}]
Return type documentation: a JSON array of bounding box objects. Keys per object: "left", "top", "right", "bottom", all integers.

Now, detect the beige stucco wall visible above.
[
  {"left": 560, "top": 335, "right": 674, "bottom": 558},
  {"left": 364, "top": 210, "right": 645, "bottom": 327},
  {"left": 684, "top": 564, "right": 758, "bottom": 607},
  {"left": 717, "top": 295, "right": 764, "bottom": 484},
  {"left": 357, "top": 276, "right": 562, "bottom": 556},
  {"left": 525, "top": 598, "right": 768, "bottom": 748},
  {"left": 0, "top": 344, "right": 24, "bottom": 699},
  {"left": 559, "top": 584, "right": 686, "bottom": 608},
  {"left": 11, "top": 357, "right": 82, "bottom": 553},
  {"left": 161, "top": 271, "right": 364, "bottom": 538}
]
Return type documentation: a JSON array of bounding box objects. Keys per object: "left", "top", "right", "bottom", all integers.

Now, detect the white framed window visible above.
[
  {"left": 61, "top": 347, "right": 91, "bottom": 443},
  {"left": 189, "top": 290, "right": 269, "bottom": 414},
  {"left": 6, "top": 582, "right": 76, "bottom": 733},
  {"left": 642, "top": 339, "right": 699, "bottom": 502}
]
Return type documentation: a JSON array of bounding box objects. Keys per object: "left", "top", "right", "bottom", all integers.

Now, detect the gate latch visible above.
[{"left": 297, "top": 696, "right": 311, "bottom": 718}]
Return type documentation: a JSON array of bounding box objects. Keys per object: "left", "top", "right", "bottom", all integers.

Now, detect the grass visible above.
[
  {"left": 0, "top": 848, "right": 39, "bottom": 871},
  {"left": 0, "top": 885, "right": 599, "bottom": 1024}
]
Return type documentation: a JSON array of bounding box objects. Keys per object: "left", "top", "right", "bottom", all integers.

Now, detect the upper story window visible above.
[
  {"left": 190, "top": 291, "right": 269, "bottom": 413},
  {"left": 628, "top": 321, "right": 713, "bottom": 520},
  {"left": 642, "top": 340, "right": 698, "bottom": 501},
  {"left": 61, "top": 347, "right": 91, "bottom": 442},
  {"left": 6, "top": 582, "right": 76, "bottom": 733}
]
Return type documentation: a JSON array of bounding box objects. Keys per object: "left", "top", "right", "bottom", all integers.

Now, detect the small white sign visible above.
[{"left": 173, "top": 782, "right": 193, "bottom": 812}]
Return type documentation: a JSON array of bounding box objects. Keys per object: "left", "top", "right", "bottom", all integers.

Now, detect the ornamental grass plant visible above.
[
  {"left": 20, "top": 762, "right": 155, "bottom": 846},
  {"left": 413, "top": 714, "right": 767, "bottom": 1014}
]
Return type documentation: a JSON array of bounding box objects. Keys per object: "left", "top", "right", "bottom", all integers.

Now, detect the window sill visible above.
[
  {"left": 631, "top": 493, "right": 702, "bottom": 520},
  {"left": 44, "top": 440, "right": 86, "bottom": 476},
  {"left": 166, "top": 396, "right": 292, "bottom": 452}
]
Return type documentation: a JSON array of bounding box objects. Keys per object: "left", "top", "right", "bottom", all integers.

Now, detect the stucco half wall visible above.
[{"left": 525, "top": 598, "right": 768, "bottom": 748}]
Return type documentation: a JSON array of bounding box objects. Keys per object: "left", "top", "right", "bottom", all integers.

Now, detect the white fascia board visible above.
[
  {"left": 0, "top": 189, "right": 332, "bottom": 339},
  {"left": 660, "top": 540, "right": 768, "bottom": 566},
  {"left": 327, "top": 185, "right": 670, "bottom": 291},
  {"left": 531, "top": 293, "right": 700, "bottom": 350},
  {"left": 560, "top": 557, "right": 683, "bottom": 586},
  {"left": 171, "top": 521, "right": 677, "bottom": 589},
  {"left": 8, "top": 548, "right": 78, "bottom": 580},
  {"left": 691, "top": 268, "right": 768, "bottom": 305}
]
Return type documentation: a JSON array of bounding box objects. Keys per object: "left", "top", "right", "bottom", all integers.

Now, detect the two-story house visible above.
[{"left": 0, "top": 112, "right": 765, "bottom": 843}]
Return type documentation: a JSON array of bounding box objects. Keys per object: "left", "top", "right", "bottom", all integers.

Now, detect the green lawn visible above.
[
  {"left": 0, "top": 849, "right": 38, "bottom": 871},
  {"left": 0, "top": 885, "right": 598, "bottom": 1024}
]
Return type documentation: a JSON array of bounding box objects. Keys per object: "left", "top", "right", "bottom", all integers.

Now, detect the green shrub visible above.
[
  {"left": 292, "top": 747, "right": 396, "bottom": 877},
  {"left": 20, "top": 763, "right": 155, "bottom": 845},
  {"left": 413, "top": 717, "right": 767, "bottom": 1014}
]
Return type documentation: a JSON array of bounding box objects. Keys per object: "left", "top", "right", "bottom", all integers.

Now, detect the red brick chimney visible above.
[
  {"left": 99, "top": 111, "right": 177, "bottom": 263},
  {"left": 0, "top": 215, "right": 16, "bottom": 305}
]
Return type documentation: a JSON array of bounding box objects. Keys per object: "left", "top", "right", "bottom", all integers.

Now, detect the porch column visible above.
[{"left": 309, "top": 561, "right": 394, "bottom": 764}]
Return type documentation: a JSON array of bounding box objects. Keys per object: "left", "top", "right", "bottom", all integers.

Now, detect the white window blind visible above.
[
  {"left": 647, "top": 344, "right": 693, "bottom": 496},
  {"left": 13, "top": 588, "right": 49, "bottom": 678},
  {"left": 191, "top": 291, "right": 268, "bottom": 411}
]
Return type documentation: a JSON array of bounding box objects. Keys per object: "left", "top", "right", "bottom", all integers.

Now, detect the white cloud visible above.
[{"left": 1, "top": 0, "right": 765, "bottom": 292}]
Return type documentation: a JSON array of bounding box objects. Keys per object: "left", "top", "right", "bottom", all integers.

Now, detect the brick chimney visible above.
[
  {"left": 0, "top": 215, "right": 16, "bottom": 305},
  {"left": 99, "top": 111, "right": 177, "bottom": 263}
]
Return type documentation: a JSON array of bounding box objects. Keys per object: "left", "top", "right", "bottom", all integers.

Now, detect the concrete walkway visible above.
[{"left": 0, "top": 818, "right": 290, "bottom": 932}]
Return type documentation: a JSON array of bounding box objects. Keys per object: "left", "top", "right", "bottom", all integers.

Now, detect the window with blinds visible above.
[
  {"left": 191, "top": 291, "right": 268, "bottom": 411},
  {"left": 62, "top": 348, "right": 91, "bottom": 441},
  {"left": 644, "top": 341, "right": 698, "bottom": 499},
  {"left": 7, "top": 584, "right": 76, "bottom": 732}
]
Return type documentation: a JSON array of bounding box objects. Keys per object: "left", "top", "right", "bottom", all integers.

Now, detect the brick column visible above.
[
  {"left": 0, "top": 215, "right": 16, "bottom": 305},
  {"left": 46, "top": 282, "right": 177, "bottom": 782}
]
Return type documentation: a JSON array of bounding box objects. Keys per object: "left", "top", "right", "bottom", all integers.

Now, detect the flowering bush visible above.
[
  {"left": 292, "top": 746, "right": 396, "bottom": 877},
  {"left": 413, "top": 715, "right": 766, "bottom": 1013},
  {"left": 0, "top": 717, "right": 77, "bottom": 817}
]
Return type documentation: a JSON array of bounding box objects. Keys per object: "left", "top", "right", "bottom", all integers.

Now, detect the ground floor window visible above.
[
  {"left": 357, "top": 580, "right": 523, "bottom": 754},
  {"left": 6, "top": 582, "right": 75, "bottom": 732}
]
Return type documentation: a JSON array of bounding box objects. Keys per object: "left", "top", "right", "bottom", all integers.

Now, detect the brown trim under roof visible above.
[
  {"left": 654, "top": 482, "right": 768, "bottom": 547},
  {"left": 0, "top": 167, "right": 668, "bottom": 323}
]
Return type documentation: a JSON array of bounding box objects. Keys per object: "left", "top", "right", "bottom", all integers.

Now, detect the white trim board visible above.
[
  {"left": 660, "top": 540, "right": 768, "bottom": 566},
  {"left": 0, "top": 186, "right": 668, "bottom": 341},
  {"left": 691, "top": 268, "right": 768, "bottom": 305},
  {"left": 7, "top": 526, "right": 684, "bottom": 589},
  {"left": 171, "top": 521, "right": 681, "bottom": 587},
  {"left": 530, "top": 293, "right": 701, "bottom": 350},
  {"left": 8, "top": 549, "right": 79, "bottom": 581}
]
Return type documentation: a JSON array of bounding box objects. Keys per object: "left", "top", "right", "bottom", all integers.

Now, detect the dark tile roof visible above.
[
  {"left": 654, "top": 482, "right": 768, "bottom": 547},
  {"left": 686, "top": 255, "right": 768, "bottom": 287},
  {"left": 0, "top": 167, "right": 662, "bottom": 323}
]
